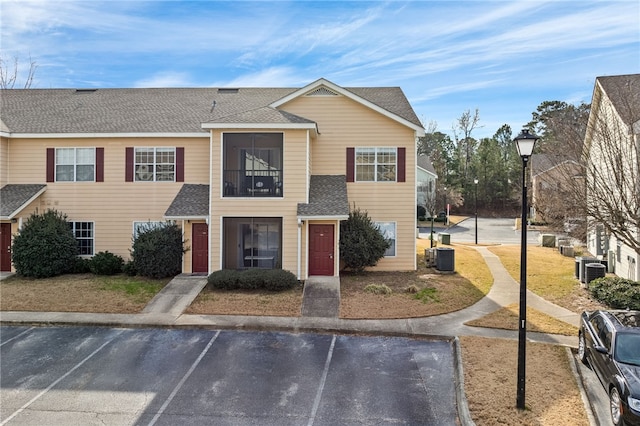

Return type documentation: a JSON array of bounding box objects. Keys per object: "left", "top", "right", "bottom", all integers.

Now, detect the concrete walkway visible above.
[{"left": 300, "top": 275, "right": 340, "bottom": 317}]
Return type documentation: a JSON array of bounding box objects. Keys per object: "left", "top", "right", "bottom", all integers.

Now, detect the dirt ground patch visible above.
[
  {"left": 339, "top": 270, "right": 485, "bottom": 318},
  {"left": 460, "top": 336, "right": 589, "bottom": 425},
  {"left": 185, "top": 286, "right": 303, "bottom": 317},
  {"left": 0, "top": 274, "right": 168, "bottom": 314}
]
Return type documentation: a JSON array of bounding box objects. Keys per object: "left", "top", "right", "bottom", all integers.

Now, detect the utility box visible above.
[
  {"left": 436, "top": 247, "right": 455, "bottom": 272},
  {"left": 540, "top": 234, "right": 556, "bottom": 247},
  {"left": 439, "top": 233, "right": 451, "bottom": 245}
]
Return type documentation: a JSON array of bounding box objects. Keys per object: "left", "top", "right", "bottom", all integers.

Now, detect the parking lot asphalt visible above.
[{"left": 1, "top": 325, "right": 460, "bottom": 426}]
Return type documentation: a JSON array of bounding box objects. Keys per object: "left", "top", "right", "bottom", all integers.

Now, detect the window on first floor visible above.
[
  {"left": 69, "top": 221, "right": 94, "bottom": 255},
  {"left": 375, "top": 221, "right": 396, "bottom": 257},
  {"left": 222, "top": 217, "right": 282, "bottom": 269}
]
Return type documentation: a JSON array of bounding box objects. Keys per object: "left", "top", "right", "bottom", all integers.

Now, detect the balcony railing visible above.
[{"left": 223, "top": 170, "right": 283, "bottom": 197}]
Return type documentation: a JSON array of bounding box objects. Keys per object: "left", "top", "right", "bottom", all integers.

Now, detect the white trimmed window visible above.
[
  {"left": 355, "top": 147, "right": 397, "bottom": 182},
  {"left": 376, "top": 221, "right": 396, "bottom": 257},
  {"left": 135, "top": 147, "right": 176, "bottom": 181},
  {"left": 69, "top": 222, "right": 94, "bottom": 255},
  {"left": 56, "top": 148, "right": 95, "bottom": 181}
]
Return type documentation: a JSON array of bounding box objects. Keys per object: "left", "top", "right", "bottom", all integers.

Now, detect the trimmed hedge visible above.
[
  {"left": 207, "top": 269, "right": 298, "bottom": 291},
  {"left": 89, "top": 251, "right": 124, "bottom": 275},
  {"left": 588, "top": 276, "right": 640, "bottom": 310}
]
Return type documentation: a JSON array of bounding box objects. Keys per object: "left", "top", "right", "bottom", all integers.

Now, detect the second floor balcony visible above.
[{"left": 223, "top": 170, "right": 283, "bottom": 197}]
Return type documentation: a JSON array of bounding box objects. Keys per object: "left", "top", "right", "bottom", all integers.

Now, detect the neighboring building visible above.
[
  {"left": 0, "top": 78, "right": 425, "bottom": 277},
  {"left": 584, "top": 74, "right": 640, "bottom": 281},
  {"left": 530, "top": 153, "right": 582, "bottom": 225},
  {"left": 416, "top": 155, "right": 437, "bottom": 211}
]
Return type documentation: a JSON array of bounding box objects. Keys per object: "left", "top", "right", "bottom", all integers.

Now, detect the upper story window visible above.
[
  {"left": 56, "top": 148, "right": 95, "bottom": 181},
  {"left": 125, "top": 147, "right": 184, "bottom": 183},
  {"left": 223, "top": 133, "right": 283, "bottom": 197},
  {"left": 135, "top": 147, "right": 175, "bottom": 181},
  {"left": 355, "top": 147, "right": 397, "bottom": 182}
]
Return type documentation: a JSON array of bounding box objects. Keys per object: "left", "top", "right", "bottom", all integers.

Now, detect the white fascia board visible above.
[
  {"left": 298, "top": 215, "right": 349, "bottom": 221},
  {"left": 6, "top": 132, "right": 207, "bottom": 139},
  {"left": 6, "top": 186, "right": 47, "bottom": 219},
  {"left": 164, "top": 215, "right": 208, "bottom": 221},
  {"left": 202, "top": 122, "right": 318, "bottom": 137},
  {"left": 270, "top": 78, "right": 425, "bottom": 135},
  {"left": 417, "top": 166, "right": 438, "bottom": 179}
]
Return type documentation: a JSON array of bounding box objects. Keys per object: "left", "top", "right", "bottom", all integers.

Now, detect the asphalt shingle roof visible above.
[
  {"left": 0, "top": 184, "right": 47, "bottom": 218},
  {"left": 164, "top": 184, "right": 209, "bottom": 218},
  {"left": 297, "top": 175, "right": 349, "bottom": 217},
  {"left": 597, "top": 74, "right": 640, "bottom": 126},
  {"left": 0, "top": 84, "right": 422, "bottom": 134}
]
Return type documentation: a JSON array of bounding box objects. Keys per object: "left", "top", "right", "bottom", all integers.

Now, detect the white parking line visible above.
[
  {"left": 307, "top": 334, "right": 336, "bottom": 426},
  {"left": 0, "top": 327, "right": 34, "bottom": 347},
  {"left": 0, "top": 330, "right": 123, "bottom": 425},
  {"left": 147, "top": 331, "right": 220, "bottom": 426}
]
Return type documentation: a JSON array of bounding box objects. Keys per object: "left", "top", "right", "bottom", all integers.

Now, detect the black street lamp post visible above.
[
  {"left": 514, "top": 129, "right": 539, "bottom": 410},
  {"left": 474, "top": 178, "right": 478, "bottom": 244}
]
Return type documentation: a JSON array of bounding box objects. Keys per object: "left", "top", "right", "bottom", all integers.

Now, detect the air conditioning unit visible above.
[{"left": 136, "top": 165, "right": 153, "bottom": 181}]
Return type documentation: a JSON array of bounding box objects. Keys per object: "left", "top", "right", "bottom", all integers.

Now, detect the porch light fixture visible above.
[{"left": 513, "top": 128, "right": 539, "bottom": 410}]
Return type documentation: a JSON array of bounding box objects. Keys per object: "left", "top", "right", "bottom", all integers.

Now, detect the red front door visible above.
[
  {"left": 309, "top": 224, "right": 334, "bottom": 276},
  {"left": 0, "top": 223, "right": 12, "bottom": 272},
  {"left": 192, "top": 223, "right": 208, "bottom": 274}
]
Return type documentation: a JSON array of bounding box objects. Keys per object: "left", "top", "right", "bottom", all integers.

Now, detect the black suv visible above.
[{"left": 579, "top": 310, "right": 640, "bottom": 426}]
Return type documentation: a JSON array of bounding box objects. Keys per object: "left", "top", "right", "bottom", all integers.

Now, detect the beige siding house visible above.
[
  {"left": 584, "top": 74, "right": 640, "bottom": 281},
  {"left": 0, "top": 79, "right": 425, "bottom": 278}
]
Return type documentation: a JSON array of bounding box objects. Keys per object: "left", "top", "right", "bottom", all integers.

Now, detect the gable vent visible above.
[{"left": 306, "top": 87, "right": 339, "bottom": 97}]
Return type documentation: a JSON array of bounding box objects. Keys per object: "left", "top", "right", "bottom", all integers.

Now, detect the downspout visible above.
[{"left": 297, "top": 218, "right": 302, "bottom": 280}]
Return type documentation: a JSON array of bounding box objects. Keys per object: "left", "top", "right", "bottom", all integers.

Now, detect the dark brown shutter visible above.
[
  {"left": 397, "top": 147, "right": 406, "bottom": 182},
  {"left": 46, "top": 148, "right": 55, "bottom": 182},
  {"left": 176, "top": 147, "right": 184, "bottom": 182},
  {"left": 346, "top": 147, "right": 355, "bottom": 182},
  {"left": 125, "top": 147, "right": 134, "bottom": 182},
  {"left": 96, "top": 148, "right": 104, "bottom": 182}
]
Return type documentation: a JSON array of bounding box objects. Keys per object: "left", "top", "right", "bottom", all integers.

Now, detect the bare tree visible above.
[
  {"left": 452, "top": 109, "right": 480, "bottom": 187},
  {"left": 0, "top": 54, "right": 37, "bottom": 89}
]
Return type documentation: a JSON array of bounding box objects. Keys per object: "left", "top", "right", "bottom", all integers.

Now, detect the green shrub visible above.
[
  {"left": 207, "top": 269, "right": 297, "bottom": 291},
  {"left": 123, "top": 260, "right": 137, "bottom": 276},
  {"left": 131, "top": 222, "right": 186, "bottom": 278},
  {"left": 339, "top": 207, "right": 391, "bottom": 273},
  {"left": 589, "top": 277, "right": 640, "bottom": 310},
  {"left": 89, "top": 251, "right": 124, "bottom": 275},
  {"left": 71, "top": 257, "right": 92, "bottom": 274},
  {"left": 261, "top": 269, "right": 298, "bottom": 291},
  {"left": 11, "top": 209, "right": 78, "bottom": 278}
]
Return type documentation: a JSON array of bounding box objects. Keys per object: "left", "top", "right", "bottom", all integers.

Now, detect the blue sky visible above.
[{"left": 1, "top": 0, "right": 638, "bottom": 138}]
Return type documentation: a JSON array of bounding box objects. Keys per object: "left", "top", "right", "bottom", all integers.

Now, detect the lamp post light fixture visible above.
[
  {"left": 474, "top": 178, "right": 479, "bottom": 244},
  {"left": 513, "top": 128, "right": 539, "bottom": 410}
]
